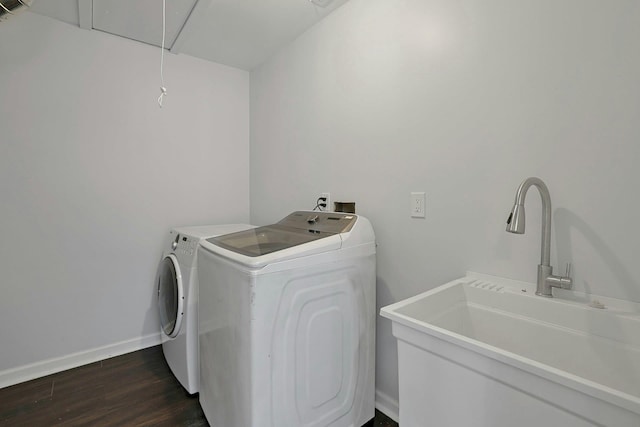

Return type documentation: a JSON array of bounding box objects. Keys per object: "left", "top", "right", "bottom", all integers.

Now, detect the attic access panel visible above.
[{"left": 92, "top": 0, "right": 197, "bottom": 49}]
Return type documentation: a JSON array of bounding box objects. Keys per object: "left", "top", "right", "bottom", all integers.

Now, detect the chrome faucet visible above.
[{"left": 506, "top": 177, "right": 572, "bottom": 297}]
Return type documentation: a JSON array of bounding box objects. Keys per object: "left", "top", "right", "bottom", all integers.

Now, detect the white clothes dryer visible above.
[
  {"left": 197, "top": 211, "right": 376, "bottom": 427},
  {"left": 156, "top": 224, "right": 254, "bottom": 394}
]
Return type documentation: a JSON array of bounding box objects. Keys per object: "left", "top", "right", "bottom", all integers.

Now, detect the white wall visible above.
[
  {"left": 250, "top": 0, "right": 640, "bottom": 414},
  {"left": 0, "top": 13, "right": 249, "bottom": 380}
]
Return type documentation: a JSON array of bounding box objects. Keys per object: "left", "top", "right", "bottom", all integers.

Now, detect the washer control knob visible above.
[{"left": 307, "top": 215, "right": 319, "bottom": 224}]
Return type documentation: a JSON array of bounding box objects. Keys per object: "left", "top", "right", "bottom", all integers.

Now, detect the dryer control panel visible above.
[{"left": 170, "top": 232, "right": 197, "bottom": 257}]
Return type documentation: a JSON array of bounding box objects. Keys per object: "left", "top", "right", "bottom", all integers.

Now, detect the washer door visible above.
[{"left": 157, "top": 254, "right": 184, "bottom": 338}]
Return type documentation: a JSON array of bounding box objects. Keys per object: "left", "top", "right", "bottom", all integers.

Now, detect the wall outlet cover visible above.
[{"left": 411, "top": 192, "right": 426, "bottom": 218}]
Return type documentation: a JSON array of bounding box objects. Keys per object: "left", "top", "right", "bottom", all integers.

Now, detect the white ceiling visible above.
[{"left": 28, "top": 0, "right": 350, "bottom": 70}]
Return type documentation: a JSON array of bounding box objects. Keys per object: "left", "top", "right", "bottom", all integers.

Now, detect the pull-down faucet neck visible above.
[{"left": 506, "top": 177, "right": 551, "bottom": 266}]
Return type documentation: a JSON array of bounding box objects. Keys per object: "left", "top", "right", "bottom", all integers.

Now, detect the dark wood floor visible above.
[{"left": 0, "top": 346, "right": 398, "bottom": 426}]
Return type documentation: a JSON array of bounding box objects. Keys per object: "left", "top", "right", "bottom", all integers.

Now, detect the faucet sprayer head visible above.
[{"left": 506, "top": 204, "right": 525, "bottom": 234}]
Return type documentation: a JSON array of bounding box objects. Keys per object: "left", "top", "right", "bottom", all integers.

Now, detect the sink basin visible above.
[{"left": 380, "top": 272, "right": 640, "bottom": 427}]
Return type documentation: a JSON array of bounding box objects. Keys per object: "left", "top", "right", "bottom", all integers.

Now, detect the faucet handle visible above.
[
  {"left": 559, "top": 263, "right": 573, "bottom": 289},
  {"left": 546, "top": 263, "right": 573, "bottom": 290},
  {"left": 565, "top": 262, "right": 572, "bottom": 278}
]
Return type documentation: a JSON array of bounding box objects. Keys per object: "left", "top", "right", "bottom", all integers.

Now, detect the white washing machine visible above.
[
  {"left": 197, "top": 211, "right": 376, "bottom": 427},
  {"left": 156, "top": 224, "right": 254, "bottom": 394}
]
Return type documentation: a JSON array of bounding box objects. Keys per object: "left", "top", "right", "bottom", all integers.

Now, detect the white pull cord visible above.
[{"left": 157, "top": 0, "right": 167, "bottom": 108}]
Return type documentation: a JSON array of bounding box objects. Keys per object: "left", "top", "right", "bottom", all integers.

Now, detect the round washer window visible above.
[{"left": 157, "top": 255, "right": 184, "bottom": 337}]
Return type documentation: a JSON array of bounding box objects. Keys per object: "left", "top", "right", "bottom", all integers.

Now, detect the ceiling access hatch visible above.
[
  {"left": 92, "top": 0, "right": 197, "bottom": 49},
  {"left": 28, "top": 0, "right": 351, "bottom": 70}
]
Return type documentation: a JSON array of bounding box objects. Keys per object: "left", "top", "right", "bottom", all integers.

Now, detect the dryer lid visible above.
[{"left": 206, "top": 211, "right": 357, "bottom": 257}]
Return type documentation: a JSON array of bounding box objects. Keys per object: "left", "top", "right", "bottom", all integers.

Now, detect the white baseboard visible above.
[
  {"left": 375, "top": 388, "right": 399, "bottom": 422},
  {"left": 0, "top": 332, "right": 162, "bottom": 390}
]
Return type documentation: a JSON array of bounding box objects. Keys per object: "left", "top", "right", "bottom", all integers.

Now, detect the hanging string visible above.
[{"left": 157, "top": 0, "right": 167, "bottom": 107}]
